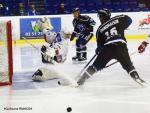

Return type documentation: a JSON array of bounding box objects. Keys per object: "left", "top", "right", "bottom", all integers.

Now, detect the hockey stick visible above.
[
  {"left": 58, "top": 54, "right": 97, "bottom": 87},
  {"left": 22, "top": 37, "right": 40, "bottom": 51},
  {"left": 76, "top": 54, "right": 97, "bottom": 78}
]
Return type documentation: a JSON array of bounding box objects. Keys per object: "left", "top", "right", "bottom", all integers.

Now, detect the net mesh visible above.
[{"left": 0, "top": 21, "right": 9, "bottom": 83}]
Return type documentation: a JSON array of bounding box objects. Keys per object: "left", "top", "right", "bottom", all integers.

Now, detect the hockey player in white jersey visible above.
[
  {"left": 41, "top": 29, "right": 70, "bottom": 63},
  {"left": 138, "top": 20, "right": 150, "bottom": 53},
  {"left": 32, "top": 17, "right": 71, "bottom": 81}
]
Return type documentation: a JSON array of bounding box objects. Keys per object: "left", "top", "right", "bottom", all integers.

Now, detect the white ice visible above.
[{"left": 0, "top": 41, "right": 150, "bottom": 113}]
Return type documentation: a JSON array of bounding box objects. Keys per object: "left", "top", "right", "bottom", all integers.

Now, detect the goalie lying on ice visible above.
[
  {"left": 32, "top": 17, "right": 72, "bottom": 81},
  {"left": 41, "top": 28, "right": 71, "bottom": 63},
  {"left": 37, "top": 17, "right": 71, "bottom": 63}
]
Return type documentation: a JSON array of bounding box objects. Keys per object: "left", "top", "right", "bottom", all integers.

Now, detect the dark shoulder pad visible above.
[{"left": 112, "top": 14, "right": 125, "bottom": 20}]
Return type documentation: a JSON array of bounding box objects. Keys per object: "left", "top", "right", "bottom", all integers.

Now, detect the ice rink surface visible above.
[{"left": 0, "top": 41, "right": 150, "bottom": 113}]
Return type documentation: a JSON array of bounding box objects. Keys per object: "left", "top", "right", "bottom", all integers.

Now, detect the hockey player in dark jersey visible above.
[
  {"left": 77, "top": 8, "right": 146, "bottom": 86},
  {"left": 70, "top": 8, "right": 96, "bottom": 61}
]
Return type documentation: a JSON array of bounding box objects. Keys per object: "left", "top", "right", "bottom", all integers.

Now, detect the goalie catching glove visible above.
[
  {"left": 41, "top": 45, "right": 63, "bottom": 63},
  {"left": 41, "top": 45, "right": 55, "bottom": 63}
]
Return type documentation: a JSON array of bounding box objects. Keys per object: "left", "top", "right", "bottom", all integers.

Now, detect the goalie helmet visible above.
[
  {"left": 38, "top": 17, "right": 53, "bottom": 32},
  {"left": 44, "top": 30, "right": 57, "bottom": 44}
]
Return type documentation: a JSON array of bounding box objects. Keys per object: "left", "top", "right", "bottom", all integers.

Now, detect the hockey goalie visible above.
[{"left": 32, "top": 17, "right": 72, "bottom": 81}]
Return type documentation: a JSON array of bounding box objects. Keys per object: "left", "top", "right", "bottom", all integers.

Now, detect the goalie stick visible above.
[
  {"left": 22, "top": 37, "right": 44, "bottom": 54},
  {"left": 22, "top": 37, "right": 56, "bottom": 63}
]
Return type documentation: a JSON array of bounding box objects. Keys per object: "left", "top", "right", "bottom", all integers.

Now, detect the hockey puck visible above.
[
  {"left": 58, "top": 81, "right": 61, "bottom": 85},
  {"left": 67, "top": 107, "right": 72, "bottom": 112}
]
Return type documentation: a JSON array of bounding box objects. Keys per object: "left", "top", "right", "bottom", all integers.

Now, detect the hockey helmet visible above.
[
  {"left": 97, "top": 8, "right": 111, "bottom": 18},
  {"left": 44, "top": 31, "right": 57, "bottom": 44},
  {"left": 72, "top": 7, "right": 80, "bottom": 13}
]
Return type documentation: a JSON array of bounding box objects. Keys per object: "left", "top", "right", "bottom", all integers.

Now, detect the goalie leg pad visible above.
[{"left": 32, "top": 67, "right": 59, "bottom": 81}]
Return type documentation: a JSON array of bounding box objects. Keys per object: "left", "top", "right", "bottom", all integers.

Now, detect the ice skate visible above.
[
  {"left": 130, "top": 71, "right": 147, "bottom": 86},
  {"left": 133, "top": 77, "right": 147, "bottom": 86},
  {"left": 78, "top": 57, "right": 87, "bottom": 61},
  {"left": 72, "top": 56, "right": 79, "bottom": 61}
]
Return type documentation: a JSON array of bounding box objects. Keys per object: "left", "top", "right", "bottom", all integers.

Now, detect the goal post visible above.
[{"left": 0, "top": 21, "right": 13, "bottom": 86}]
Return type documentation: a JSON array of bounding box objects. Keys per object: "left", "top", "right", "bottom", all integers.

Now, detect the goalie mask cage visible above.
[{"left": 0, "top": 21, "right": 13, "bottom": 86}]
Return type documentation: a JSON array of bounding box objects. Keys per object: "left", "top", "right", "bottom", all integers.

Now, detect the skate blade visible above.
[{"left": 134, "top": 79, "right": 147, "bottom": 87}]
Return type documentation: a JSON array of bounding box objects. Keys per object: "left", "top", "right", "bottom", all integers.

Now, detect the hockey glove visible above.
[
  {"left": 70, "top": 32, "right": 77, "bottom": 41},
  {"left": 138, "top": 41, "right": 148, "bottom": 53},
  {"left": 41, "top": 45, "right": 47, "bottom": 52}
]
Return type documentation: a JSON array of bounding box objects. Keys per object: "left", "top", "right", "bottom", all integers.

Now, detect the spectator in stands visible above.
[
  {"left": 0, "top": 4, "right": 4, "bottom": 16},
  {"left": 57, "top": 3, "right": 68, "bottom": 14},
  {"left": 137, "top": 0, "right": 146, "bottom": 8},
  {"left": 28, "top": 4, "right": 38, "bottom": 16},
  {"left": 14, "top": 3, "right": 27, "bottom": 16},
  {"left": 0, "top": 4, "right": 3, "bottom": 9}
]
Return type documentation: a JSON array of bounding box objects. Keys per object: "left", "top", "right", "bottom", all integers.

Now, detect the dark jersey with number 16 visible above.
[{"left": 96, "top": 15, "right": 132, "bottom": 48}]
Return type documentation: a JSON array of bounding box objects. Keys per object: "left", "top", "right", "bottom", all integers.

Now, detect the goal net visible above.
[{"left": 0, "top": 21, "right": 13, "bottom": 86}]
